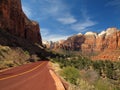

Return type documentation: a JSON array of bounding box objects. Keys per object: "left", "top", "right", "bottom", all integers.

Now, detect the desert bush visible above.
[
  {"left": 61, "top": 66, "right": 80, "bottom": 85},
  {"left": 0, "top": 60, "right": 15, "bottom": 69},
  {"left": 24, "top": 50, "right": 30, "bottom": 55},
  {"left": 78, "top": 79, "right": 95, "bottom": 90},
  {"left": 95, "top": 79, "right": 115, "bottom": 90}
]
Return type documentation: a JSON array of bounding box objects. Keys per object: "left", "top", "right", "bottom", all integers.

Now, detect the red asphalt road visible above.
[{"left": 0, "top": 61, "right": 57, "bottom": 90}]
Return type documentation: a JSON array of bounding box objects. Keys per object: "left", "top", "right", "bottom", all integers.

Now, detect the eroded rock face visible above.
[
  {"left": 62, "top": 28, "right": 119, "bottom": 51},
  {"left": 61, "top": 35, "right": 85, "bottom": 51},
  {"left": 95, "top": 28, "right": 118, "bottom": 51},
  {"left": 25, "top": 21, "right": 42, "bottom": 44},
  {"left": 117, "top": 31, "right": 120, "bottom": 47},
  {"left": 48, "top": 27, "right": 120, "bottom": 60},
  {"left": 81, "top": 32, "right": 97, "bottom": 54},
  {"left": 0, "top": 0, "right": 42, "bottom": 45}
]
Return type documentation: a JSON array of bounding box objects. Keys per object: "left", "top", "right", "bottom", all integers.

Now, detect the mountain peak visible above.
[{"left": 106, "top": 27, "right": 117, "bottom": 36}]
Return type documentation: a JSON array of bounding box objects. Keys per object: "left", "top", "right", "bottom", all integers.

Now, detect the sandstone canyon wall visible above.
[
  {"left": 0, "top": 0, "right": 42, "bottom": 44},
  {"left": 61, "top": 28, "right": 120, "bottom": 53},
  {"left": 45, "top": 27, "right": 120, "bottom": 61}
]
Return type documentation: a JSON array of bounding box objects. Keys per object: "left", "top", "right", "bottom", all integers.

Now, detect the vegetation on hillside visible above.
[
  {"left": 51, "top": 54, "right": 120, "bottom": 90},
  {"left": 0, "top": 45, "right": 42, "bottom": 69},
  {"left": 61, "top": 66, "right": 80, "bottom": 85}
]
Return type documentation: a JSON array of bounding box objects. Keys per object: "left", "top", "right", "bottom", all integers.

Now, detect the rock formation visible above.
[
  {"left": 44, "top": 27, "right": 120, "bottom": 60},
  {"left": 0, "top": 0, "right": 42, "bottom": 44}
]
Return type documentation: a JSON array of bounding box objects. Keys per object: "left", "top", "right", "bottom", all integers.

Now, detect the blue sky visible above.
[{"left": 21, "top": 0, "right": 120, "bottom": 41}]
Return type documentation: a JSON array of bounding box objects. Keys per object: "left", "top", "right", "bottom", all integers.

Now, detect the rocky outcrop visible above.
[
  {"left": 95, "top": 28, "right": 118, "bottom": 51},
  {"left": 0, "top": 0, "right": 42, "bottom": 44},
  {"left": 47, "top": 27, "right": 120, "bottom": 60},
  {"left": 25, "top": 21, "right": 42, "bottom": 44},
  {"left": 81, "top": 32, "right": 97, "bottom": 54}
]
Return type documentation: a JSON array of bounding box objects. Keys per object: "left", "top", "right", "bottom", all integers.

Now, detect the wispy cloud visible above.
[
  {"left": 71, "top": 8, "right": 97, "bottom": 32},
  {"left": 106, "top": 0, "right": 120, "bottom": 7},
  {"left": 105, "top": 0, "right": 120, "bottom": 16},
  {"left": 71, "top": 20, "right": 96, "bottom": 32},
  {"left": 38, "top": 0, "right": 77, "bottom": 24},
  {"left": 44, "top": 34, "right": 69, "bottom": 41},
  {"left": 57, "top": 17, "right": 77, "bottom": 24},
  {"left": 41, "top": 28, "right": 70, "bottom": 41},
  {"left": 41, "top": 28, "right": 49, "bottom": 36},
  {"left": 22, "top": 0, "right": 97, "bottom": 41}
]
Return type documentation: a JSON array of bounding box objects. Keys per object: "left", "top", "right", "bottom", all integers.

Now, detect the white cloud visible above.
[
  {"left": 71, "top": 20, "right": 97, "bottom": 31},
  {"left": 38, "top": 0, "right": 77, "bottom": 24},
  {"left": 71, "top": 9, "right": 97, "bottom": 32},
  {"left": 22, "top": 6, "right": 32, "bottom": 18},
  {"left": 38, "top": 0, "right": 63, "bottom": 16},
  {"left": 57, "top": 17, "right": 77, "bottom": 24},
  {"left": 43, "top": 34, "right": 69, "bottom": 42},
  {"left": 40, "top": 28, "right": 69, "bottom": 41},
  {"left": 41, "top": 28, "right": 49, "bottom": 36},
  {"left": 22, "top": 0, "right": 97, "bottom": 41}
]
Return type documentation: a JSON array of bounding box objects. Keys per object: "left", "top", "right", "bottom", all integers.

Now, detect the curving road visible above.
[{"left": 0, "top": 61, "right": 58, "bottom": 90}]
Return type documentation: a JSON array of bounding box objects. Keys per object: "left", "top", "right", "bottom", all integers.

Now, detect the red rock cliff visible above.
[
  {"left": 0, "top": 0, "right": 42, "bottom": 45},
  {"left": 49, "top": 27, "right": 120, "bottom": 60}
]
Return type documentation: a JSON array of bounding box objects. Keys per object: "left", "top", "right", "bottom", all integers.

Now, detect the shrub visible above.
[
  {"left": 95, "top": 79, "right": 115, "bottom": 90},
  {"left": 78, "top": 79, "right": 95, "bottom": 90},
  {"left": 24, "top": 51, "right": 30, "bottom": 55},
  {"left": 61, "top": 66, "right": 80, "bottom": 85}
]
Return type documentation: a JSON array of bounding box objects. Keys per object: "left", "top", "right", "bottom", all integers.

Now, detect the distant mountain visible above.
[{"left": 44, "top": 27, "right": 120, "bottom": 61}]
